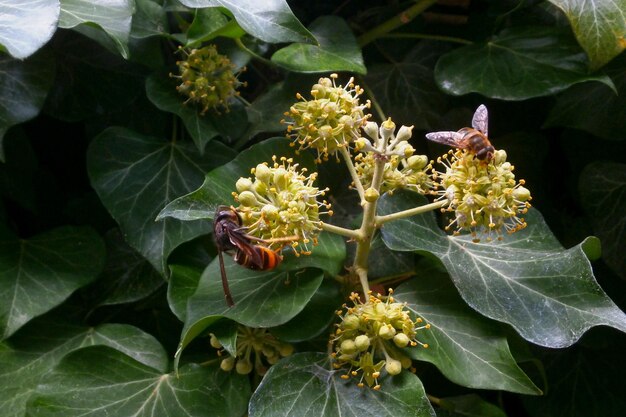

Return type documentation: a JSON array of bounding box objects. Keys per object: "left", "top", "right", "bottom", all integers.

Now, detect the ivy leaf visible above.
[
  {"left": 435, "top": 26, "right": 614, "bottom": 100},
  {"left": 436, "top": 394, "right": 507, "bottom": 417},
  {"left": 0, "top": 0, "right": 60, "bottom": 59},
  {"left": 59, "top": 0, "right": 134, "bottom": 59},
  {"left": 186, "top": 8, "right": 245, "bottom": 46},
  {"left": 131, "top": 0, "right": 169, "bottom": 39},
  {"left": 0, "top": 51, "right": 55, "bottom": 161},
  {"left": 379, "top": 191, "right": 626, "bottom": 348},
  {"left": 0, "top": 226, "right": 104, "bottom": 340},
  {"left": 579, "top": 162, "right": 626, "bottom": 280},
  {"left": 395, "top": 271, "right": 541, "bottom": 394},
  {"left": 0, "top": 315, "right": 168, "bottom": 417},
  {"left": 272, "top": 16, "right": 366, "bottom": 74},
  {"left": 87, "top": 127, "right": 236, "bottom": 275},
  {"left": 26, "top": 346, "right": 250, "bottom": 417},
  {"left": 168, "top": 264, "right": 204, "bottom": 322},
  {"left": 548, "top": 0, "right": 626, "bottom": 70},
  {"left": 249, "top": 352, "right": 436, "bottom": 417},
  {"left": 157, "top": 137, "right": 308, "bottom": 222},
  {"left": 179, "top": 0, "right": 315, "bottom": 44}
]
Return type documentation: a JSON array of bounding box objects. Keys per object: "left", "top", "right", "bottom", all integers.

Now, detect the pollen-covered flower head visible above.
[
  {"left": 171, "top": 45, "right": 245, "bottom": 115},
  {"left": 233, "top": 156, "right": 332, "bottom": 254},
  {"left": 433, "top": 149, "right": 532, "bottom": 241},
  {"left": 354, "top": 118, "right": 434, "bottom": 195},
  {"left": 283, "top": 74, "right": 371, "bottom": 163},
  {"left": 211, "top": 326, "right": 293, "bottom": 376},
  {"left": 331, "top": 290, "right": 429, "bottom": 389}
]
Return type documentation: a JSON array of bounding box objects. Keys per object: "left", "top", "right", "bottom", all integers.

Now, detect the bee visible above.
[
  {"left": 213, "top": 205, "right": 288, "bottom": 307},
  {"left": 425, "top": 104, "right": 495, "bottom": 161}
]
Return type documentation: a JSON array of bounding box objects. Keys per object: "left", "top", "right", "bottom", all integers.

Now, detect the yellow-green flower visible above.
[
  {"left": 233, "top": 155, "right": 332, "bottom": 254},
  {"left": 283, "top": 74, "right": 371, "bottom": 163},
  {"left": 331, "top": 290, "right": 429, "bottom": 389},
  {"left": 171, "top": 45, "right": 245, "bottom": 115}
]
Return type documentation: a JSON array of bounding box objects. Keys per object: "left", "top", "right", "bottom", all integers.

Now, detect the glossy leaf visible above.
[
  {"left": 0, "top": 0, "right": 60, "bottom": 59},
  {"left": 168, "top": 264, "right": 204, "bottom": 322},
  {"left": 579, "top": 162, "right": 626, "bottom": 279},
  {"left": 87, "top": 127, "right": 235, "bottom": 275},
  {"left": 379, "top": 191, "right": 626, "bottom": 348},
  {"left": 26, "top": 346, "right": 250, "bottom": 417},
  {"left": 249, "top": 352, "right": 436, "bottom": 417},
  {"left": 548, "top": 0, "right": 626, "bottom": 70},
  {"left": 395, "top": 271, "right": 541, "bottom": 394},
  {"left": 0, "top": 226, "right": 104, "bottom": 340},
  {"left": 186, "top": 8, "right": 245, "bottom": 45},
  {"left": 435, "top": 26, "right": 614, "bottom": 100},
  {"left": 131, "top": 0, "right": 169, "bottom": 39},
  {"left": 272, "top": 16, "right": 366, "bottom": 74},
  {"left": 179, "top": 0, "right": 315, "bottom": 44},
  {"left": 157, "top": 137, "right": 310, "bottom": 222},
  {"left": 0, "top": 316, "right": 168, "bottom": 417},
  {"left": 0, "top": 51, "right": 55, "bottom": 161},
  {"left": 59, "top": 0, "right": 134, "bottom": 59},
  {"left": 436, "top": 395, "right": 507, "bottom": 417}
]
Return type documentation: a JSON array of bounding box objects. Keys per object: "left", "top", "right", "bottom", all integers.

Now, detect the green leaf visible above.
[
  {"left": 59, "top": 0, "right": 135, "bottom": 59},
  {"left": 0, "top": 316, "right": 168, "bottom": 417},
  {"left": 179, "top": 0, "right": 315, "bottom": 44},
  {"left": 0, "top": 51, "right": 55, "bottom": 161},
  {"left": 26, "top": 345, "right": 250, "bottom": 417},
  {"left": 87, "top": 229, "right": 164, "bottom": 307},
  {"left": 548, "top": 0, "right": 626, "bottom": 70},
  {"left": 579, "top": 162, "right": 626, "bottom": 279},
  {"left": 436, "top": 394, "right": 507, "bottom": 417},
  {"left": 87, "top": 127, "right": 236, "bottom": 275},
  {"left": 395, "top": 270, "right": 541, "bottom": 394},
  {"left": 0, "top": 226, "right": 104, "bottom": 340},
  {"left": 379, "top": 191, "right": 626, "bottom": 348},
  {"left": 157, "top": 137, "right": 307, "bottom": 222},
  {"left": 435, "top": 26, "right": 614, "bottom": 100},
  {"left": 249, "top": 352, "right": 436, "bottom": 417},
  {"left": 186, "top": 8, "right": 245, "bottom": 46},
  {"left": 0, "top": 0, "right": 60, "bottom": 59},
  {"left": 545, "top": 54, "right": 626, "bottom": 140},
  {"left": 131, "top": 0, "right": 170, "bottom": 39},
  {"left": 272, "top": 16, "right": 366, "bottom": 74},
  {"left": 168, "top": 264, "right": 204, "bottom": 322}
]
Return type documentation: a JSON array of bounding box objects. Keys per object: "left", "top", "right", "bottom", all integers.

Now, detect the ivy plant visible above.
[{"left": 1, "top": 1, "right": 625, "bottom": 416}]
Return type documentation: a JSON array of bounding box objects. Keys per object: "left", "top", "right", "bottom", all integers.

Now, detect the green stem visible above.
[
  {"left": 338, "top": 145, "right": 366, "bottom": 205},
  {"left": 234, "top": 37, "right": 274, "bottom": 66},
  {"left": 375, "top": 200, "right": 447, "bottom": 225},
  {"left": 379, "top": 33, "right": 473, "bottom": 45},
  {"left": 357, "top": 0, "right": 438, "bottom": 47},
  {"left": 319, "top": 221, "right": 362, "bottom": 240}
]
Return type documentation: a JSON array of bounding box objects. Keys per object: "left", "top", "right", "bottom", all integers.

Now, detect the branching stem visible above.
[{"left": 375, "top": 200, "right": 448, "bottom": 225}]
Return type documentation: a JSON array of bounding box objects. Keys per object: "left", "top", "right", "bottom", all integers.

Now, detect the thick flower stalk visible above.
[
  {"left": 283, "top": 74, "right": 371, "bottom": 163},
  {"left": 331, "top": 290, "right": 429, "bottom": 389},
  {"left": 171, "top": 45, "right": 245, "bottom": 114},
  {"left": 211, "top": 326, "right": 294, "bottom": 376},
  {"left": 433, "top": 149, "right": 532, "bottom": 241},
  {"left": 233, "top": 156, "right": 332, "bottom": 254}
]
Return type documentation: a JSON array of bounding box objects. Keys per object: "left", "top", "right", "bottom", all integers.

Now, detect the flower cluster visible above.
[
  {"left": 354, "top": 119, "right": 434, "bottom": 195},
  {"left": 331, "top": 290, "right": 429, "bottom": 390},
  {"left": 233, "top": 155, "right": 332, "bottom": 254},
  {"left": 171, "top": 45, "right": 245, "bottom": 114},
  {"left": 211, "top": 326, "right": 294, "bottom": 376},
  {"left": 283, "top": 74, "right": 371, "bottom": 163},
  {"left": 433, "top": 149, "right": 532, "bottom": 241}
]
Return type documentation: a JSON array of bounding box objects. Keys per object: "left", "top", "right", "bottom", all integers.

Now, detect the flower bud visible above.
[
  {"left": 513, "top": 186, "right": 531, "bottom": 202},
  {"left": 278, "top": 343, "right": 294, "bottom": 357},
  {"left": 393, "top": 333, "right": 410, "bottom": 348},
  {"left": 405, "top": 155, "right": 428, "bottom": 170},
  {"left": 261, "top": 204, "right": 279, "bottom": 220},
  {"left": 220, "top": 356, "right": 235, "bottom": 372},
  {"left": 237, "top": 191, "right": 257, "bottom": 207},
  {"left": 378, "top": 324, "right": 396, "bottom": 339},
  {"left": 355, "top": 335, "right": 370, "bottom": 351},
  {"left": 395, "top": 125, "right": 414, "bottom": 143},
  {"left": 255, "top": 163, "right": 272, "bottom": 183},
  {"left": 364, "top": 188, "right": 380, "bottom": 202},
  {"left": 236, "top": 177, "right": 254, "bottom": 192},
  {"left": 343, "top": 314, "right": 360, "bottom": 330},
  {"left": 340, "top": 339, "right": 357, "bottom": 354},
  {"left": 385, "top": 358, "right": 402, "bottom": 375},
  {"left": 363, "top": 121, "right": 379, "bottom": 140},
  {"left": 236, "top": 359, "right": 253, "bottom": 374}
]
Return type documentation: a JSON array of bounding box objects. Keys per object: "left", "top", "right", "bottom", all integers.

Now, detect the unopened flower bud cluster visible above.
[
  {"left": 354, "top": 119, "right": 434, "bottom": 195},
  {"left": 211, "top": 326, "right": 294, "bottom": 376},
  {"left": 331, "top": 290, "right": 429, "bottom": 390},
  {"left": 233, "top": 155, "right": 332, "bottom": 254},
  {"left": 283, "top": 74, "right": 371, "bottom": 163},
  {"left": 171, "top": 45, "right": 245, "bottom": 115},
  {"left": 433, "top": 149, "right": 532, "bottom": 241}
]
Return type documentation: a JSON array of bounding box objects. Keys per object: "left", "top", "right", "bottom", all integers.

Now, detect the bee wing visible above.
[
  {"left": 425, "top": 131, "right": 464, "bottom": 147},
  {"left": 472, "top": 104, "right": 488, "bottom": 136}
]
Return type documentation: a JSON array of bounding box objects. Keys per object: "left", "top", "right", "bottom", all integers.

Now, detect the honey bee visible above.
[
  {"left": 426, "top": 104, "right": 495, "bottom": 161},
  {"left": 213, "top": 205, "right": 287, "bottom": 307}
]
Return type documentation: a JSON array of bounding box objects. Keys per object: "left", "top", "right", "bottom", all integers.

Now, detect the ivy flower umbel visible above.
[
  {"left": 233, "top": 156, "right": 332, "bottom": 254},
  {"left": 171, "top": 45, "right": 245, "bottom": 115},
  {"left": 354, "top": 119, "right": 434, "bottom": 195},
  {"left": 211, "top": 326, "right": 294, "bottom": 376},
  {"left": 283, "top": 74, "right": 371, "bottom": 163},
  {"left": 331, "top": 290, "right": 429, "bottom": 390},
  {"left": 433, "top": 149, "right": 532, "bottom": 241}
]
